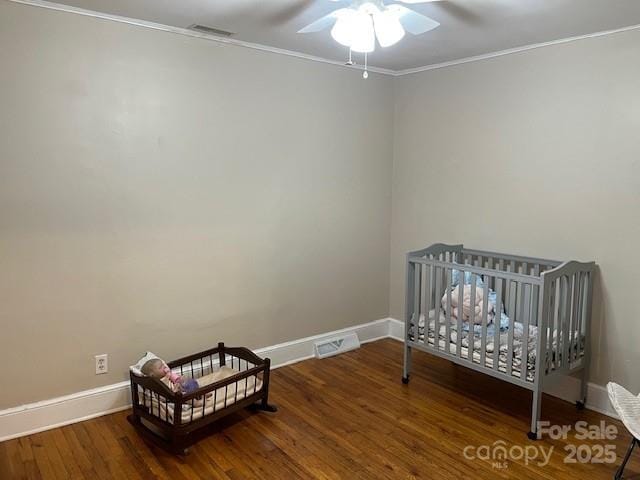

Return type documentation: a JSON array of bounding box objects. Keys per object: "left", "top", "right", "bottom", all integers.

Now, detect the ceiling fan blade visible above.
[
  {"left": 433, "top": 1, "right": 484, "bottom": 25},
  {"left": 298, "top": 9, "right": 343, "bottom": 33},
  {"left": 268, "top": 0, "right": 315, "bottom": 25},
  {"left": 386, "top": 5, "right": 440, "bottom": 35}
]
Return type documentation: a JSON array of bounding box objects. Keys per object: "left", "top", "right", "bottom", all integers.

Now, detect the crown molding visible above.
[
  {"left": 394, "top": 22, "right": 640, "bottom": 76},
  {"left": 6, "top": 0, "right": 396, "bottom": 77},
  {"left": 7, "top": 0, "right": 640, "bottom": 77}
]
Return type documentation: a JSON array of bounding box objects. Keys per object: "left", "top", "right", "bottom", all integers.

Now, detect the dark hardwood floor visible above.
[{"left": 1, "top": 339, "right": 638, "bottom": 479}]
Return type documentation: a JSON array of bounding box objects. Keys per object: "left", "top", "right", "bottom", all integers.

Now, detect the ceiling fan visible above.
[{"left": 298, "top": 0, "right": 443, "bottom": 77}]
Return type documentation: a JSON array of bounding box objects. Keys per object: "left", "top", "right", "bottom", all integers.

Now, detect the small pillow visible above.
[{"left": 130, "top": 351, "right": 162, "bottom": 377}]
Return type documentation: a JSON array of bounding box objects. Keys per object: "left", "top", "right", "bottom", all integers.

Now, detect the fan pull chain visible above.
[
  {"left": 346, "top": 47, "right": 354, "bottom": 66},
  {"left": 363, "top": 52, "right": 369, "bottom": 79}
]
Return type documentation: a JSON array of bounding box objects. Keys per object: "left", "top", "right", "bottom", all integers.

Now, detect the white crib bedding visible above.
[
  {"left": 409, "top": 310, "right": 582, "bottom": 382},
  {"left": 139, "top": 366, "right": 263, "bottom": 424}
]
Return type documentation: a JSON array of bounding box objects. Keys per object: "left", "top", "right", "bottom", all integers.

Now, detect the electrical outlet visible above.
[{"left": 95, "top": 354, "right": 108, "bottom": 375}]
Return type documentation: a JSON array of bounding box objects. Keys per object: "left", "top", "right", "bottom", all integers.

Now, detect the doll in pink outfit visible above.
[{"left": 141, "top": 358, "right": 199, "bottom": 394}]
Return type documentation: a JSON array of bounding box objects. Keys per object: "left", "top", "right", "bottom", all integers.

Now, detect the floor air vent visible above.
[{"left": 314, "top": 333, "right": 360, "bottom": 359}]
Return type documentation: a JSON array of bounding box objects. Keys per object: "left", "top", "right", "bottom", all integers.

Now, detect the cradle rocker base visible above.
[
  {"left": 248, "top": 402, "right": 278, "bottom": 413},
  {"left": 128, "top": 343, "right": 276, "bottom": 455}
]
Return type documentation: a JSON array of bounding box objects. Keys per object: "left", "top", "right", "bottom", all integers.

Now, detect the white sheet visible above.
[{"left": 140, "top": 366, "right": 263, "bottom": 424}]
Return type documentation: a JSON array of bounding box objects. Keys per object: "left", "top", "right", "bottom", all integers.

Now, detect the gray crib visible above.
[{"left": 402, "top": 243, "right": 595, "bottom": 439}]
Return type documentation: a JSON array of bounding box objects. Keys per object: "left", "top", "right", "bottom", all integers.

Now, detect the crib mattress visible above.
[
  {"left": 140, "top": 366, "right": 263, "bottom": 424},
  {"left": 410, "top": 310, "right": 582, "bottom": 382}
]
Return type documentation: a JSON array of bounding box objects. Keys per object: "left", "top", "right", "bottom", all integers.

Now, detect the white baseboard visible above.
[
  {"left": 0, "top": 317, "right": 394, "bottom": 442},
  {"left": 0, "top": 317, "right": 615, "bottom": 442},
  {"left": 0, "top": 382, "right": 131, "bottom": 442}
]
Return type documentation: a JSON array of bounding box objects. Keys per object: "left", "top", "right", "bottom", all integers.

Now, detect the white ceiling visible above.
[{"left": 43, "top": 0, "right": 640, "bottom": 71}]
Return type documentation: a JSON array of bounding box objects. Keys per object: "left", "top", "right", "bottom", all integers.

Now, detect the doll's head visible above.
[{"left": 141, "top": 358, "right": 166, "bottom": 378}]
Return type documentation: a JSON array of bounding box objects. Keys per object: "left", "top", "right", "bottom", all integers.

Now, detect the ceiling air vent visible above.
[
  {"left": 188, "top": 24, "right": 235, "bottom": 37},
  {"left": 314, "top": 333, "right": 360, "bottom": 359}
]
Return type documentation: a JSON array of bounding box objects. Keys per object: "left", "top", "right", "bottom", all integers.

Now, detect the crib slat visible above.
[
  {"left": 486, "top": 258, "right": 494, "bottom": 290},
  {"left": 531, "top": 266, "right": 540, "bottom": 327},
  {"left": 529, "top": 282, "right": 540, "bottom": 369},
  {"left": 514, "top": 281, "right": 524, "bottom": 377},
  {"left": 558, "top": 276, "right": 571, "bottom": 369},
  {"left": 504, "top": 262, "right": 512, "bottom": 319},
  {"left": 456, "top": 271, "right": 464, "bottom": 358},
  {"left": 506, "top": 279, "right": 516, "bottom": 376},
  {"left": 568, "top": 275, "right": 577, "bottom": 369},
  {"left": 578, "top": 272, "right": 586, "bottom": 363},
  {"left": 521, "top": 283, "right": 531, "bottom": 381},
  {"left": 480, "top": 275, "right": 489, "bottom": 368},
  {"left": 571, "top": 272, "right": 583, "bottom": 364},
  {"left": 551, "top": 279, "right": 560, "bottom": 370},
  {"left": 469, "top": 275, "right": 477, "bottom": 362},
  {"left": 433, "top": 266, "right": 443, "bottom": 351},
  {"left": 571, "top": 272, "right": 582, "bottom": 364},
  {"left": 412, "top": 262, "right": 422, "bottom": 342},
  {"left": 555, "top": 278, "right": 564, "bottom": 370},
  {"left": 493, "top": 278, "right": 502, "bottom": 371},
  {"left": 579, "top": 272, "right": 587, "bottom": 362},
  {"left": 445, "top": 268, "right": 452, "bottom": 354},
  {"left": 546, "top": 280, "right": 554, "bottom": 371},
  {"left": 569, "top": 273, "right": 580, "bottom": 365},
  {"left": 423, "top": 263, "right": 431, "bottom": 343},
  {"left": 567, "top": 275, "right": 574, "bottom": 366}
]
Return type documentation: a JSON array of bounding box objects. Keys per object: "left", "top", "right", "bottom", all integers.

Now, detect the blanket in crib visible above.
[
  {"left": 408, "top": 310, "right": 583, "bottom": 380},
  {"left": 139, "top": 366, "right": 263, "bottom": 424}
]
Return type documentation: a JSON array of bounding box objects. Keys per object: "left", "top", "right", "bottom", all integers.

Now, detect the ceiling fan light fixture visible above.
[
  {"left": 358, "top": 2, "right": 382, "bottom": 15},
  {"left": 330, "top": 10, "right": 357, "bottom": 47},
  {"left": 300, "top": 0, "right": 441, "bottom": 77},
  {"left": 331, "top": 9, "right": 375, "bottom": 53},
  {"left": 373, "top": 11, "right": 405, "bottom": 47},
  {"left": 350, "top": 11, "right": 375, "bottom": 52}
]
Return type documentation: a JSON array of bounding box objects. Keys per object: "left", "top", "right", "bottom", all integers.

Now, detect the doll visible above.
[{"left": 141, "top": 358, "right": 200, "bottom": 394}]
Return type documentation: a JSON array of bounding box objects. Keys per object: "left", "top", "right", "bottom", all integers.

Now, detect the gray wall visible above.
[
  {"left": 0, "top": 1, "right": 394, "bottom": 409},
  {"left": 391, "top": 29, "right": 640, "bottom": 392},
  {"left": 2, "top": 0, "right": 639, "bottom": 410}
]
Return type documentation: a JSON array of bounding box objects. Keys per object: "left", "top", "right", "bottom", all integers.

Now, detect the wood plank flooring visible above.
[{"left": 1, "top": 339, "right": 638, "bottom": 479}]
